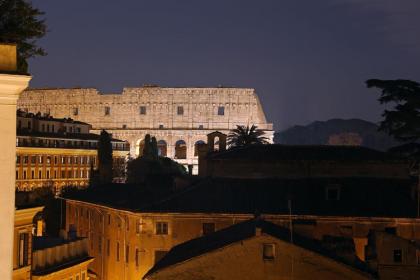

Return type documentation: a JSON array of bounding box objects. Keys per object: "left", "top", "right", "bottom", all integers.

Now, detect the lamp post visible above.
[{"left": 0, "top": 44, "right": 31, "bottom": 279}]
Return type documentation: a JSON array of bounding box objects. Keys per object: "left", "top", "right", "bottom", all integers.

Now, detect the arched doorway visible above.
[
  {"left": 157, "top": 140, "right": 167, "bottom": 157},
  {"left": 175, "top": 140, "right": 187, "bottom": 159},
  {"left": 194, "top": 140, "right": 206, "bottom": 156}
]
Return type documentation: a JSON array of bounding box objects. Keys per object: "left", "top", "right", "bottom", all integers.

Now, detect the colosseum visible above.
[{"left": 18, "top": 86, "right": 273, "bottom": 173}]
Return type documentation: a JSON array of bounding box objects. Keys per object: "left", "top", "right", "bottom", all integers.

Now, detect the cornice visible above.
[{"left": 0, "top": 74, "right": 32, "bottom": 105}]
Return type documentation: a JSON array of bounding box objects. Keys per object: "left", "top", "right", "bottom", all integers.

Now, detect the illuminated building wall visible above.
[
  {"left": 18, "top": 87, "right": 273, "bottom": 173},
  {"left": 15, "top": 111, "right": 129, "bottom": 191}
]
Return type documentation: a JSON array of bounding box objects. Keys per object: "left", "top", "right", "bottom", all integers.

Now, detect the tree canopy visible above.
[
  {"left": 227, "top": 124, "right": 269, "bottom": 148},
  {"left": 127, "top": 134, "right": 186, "bottom": 188},
  {"left": 366, "top": 79, "right": 420, "bottom": 142},
  {"left": 0, "top": 0, "right": 47, "bottom": 72}
]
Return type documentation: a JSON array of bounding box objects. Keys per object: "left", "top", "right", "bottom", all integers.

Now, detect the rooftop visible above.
[
  {"left": 208, "top": 144, "right": 404, "bottom": 161},
  {"left": 63, "top": 176, "right": 418, "bottom": 218},
  {"left": 17, "top": 110, "right": 89, "bottom": 125},
  {"left": 145, "top": 218, "right": 374, "bottom": 278}
]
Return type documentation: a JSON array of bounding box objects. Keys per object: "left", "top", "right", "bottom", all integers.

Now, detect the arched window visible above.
[
  {"left": 194, "top": 140, "right": 206, "bottom": 157},
  {"left": 175, "top": 140, "right": 187, "bottom": 159},
  {"left": 157, "top": 140, "right": 167, "bottom": 157},
  {"left": 214, "top": 136, "right": 220, "bottom": 151}
]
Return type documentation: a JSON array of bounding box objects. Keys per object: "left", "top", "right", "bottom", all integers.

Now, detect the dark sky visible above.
[{"left": 29, "top": 0, "right": 420, "bottom": 131}]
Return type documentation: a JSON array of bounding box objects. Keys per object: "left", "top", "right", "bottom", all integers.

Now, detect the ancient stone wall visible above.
[{"left": 18, "top": 87, "right": 273, "bottom": 173}]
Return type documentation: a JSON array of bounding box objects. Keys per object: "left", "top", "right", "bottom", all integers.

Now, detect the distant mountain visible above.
[{"left": 274, "top": 119, "right": 401, "bottom": 151}]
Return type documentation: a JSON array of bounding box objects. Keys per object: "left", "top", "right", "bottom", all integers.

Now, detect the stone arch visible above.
[
  {"left": 157, "top": 140, "right": 167, "bottom": 157},
  {"left": 194, "top": 140, "right": 206, "bottom": 157},
  {"left": 174, "top": 140, "right": 187, "bottom": 159}
]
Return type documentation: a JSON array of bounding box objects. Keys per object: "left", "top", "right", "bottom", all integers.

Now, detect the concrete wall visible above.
[{"left": 146, "top": 234, "right": 371, "bottom": 280}]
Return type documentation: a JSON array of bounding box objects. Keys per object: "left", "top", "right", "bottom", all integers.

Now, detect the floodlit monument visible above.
[
  {"left": 0, "top": 44, "right": 32, "bottom": 279},
  {"left": 18, "top": 87, "right": 273, "bottom": 173}
]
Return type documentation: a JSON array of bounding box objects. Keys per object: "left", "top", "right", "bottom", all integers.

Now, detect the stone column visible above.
[{"left": 0, "top": 44, "right": 31, "bottom": 279}]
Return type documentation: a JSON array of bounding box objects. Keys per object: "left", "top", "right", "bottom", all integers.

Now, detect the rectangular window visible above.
[
  {"left": 23, "top": 156, "right": 28, "bottom": 164},
  {"left": 16, "top": 155, "right": 21, "bottom": 164},
  {"left": 46, "top": 156, "right": 51, "bottom": 164},
  {"left": 31, "top": 156, "right": 36, "bottom": 164},
  {"left": 73, "top": 107, "right": 79, "bottom": 116},
  {"left": 393, "top": 249, "right": 402, "bottom": 263},
  {"left": 116, "top": 242, "right": 120, "bottom": 261},
  {"left": 218, "top": 106, "right": 225, "bottom": 115},
  {"left": 38, "top": 170, "right": 42, "bottom": 179},
  {"left": 126, "top": 245, "right": 129, "bottom": 263},
  {"left": 325, "top": 185, "right": 341, "bottom": 201},
  {"left": 61, "top": 156, "right": 65, "bottom": 164},
  {"left": 140, "top": 106, "right": 147, "bottom": 115},
  {"left": 16, "top": 170, "right": 19, "bottom": 179},
  {"left": 61, "top": 170, "right": 65, "bottom": 178},
  {"left": 202, "top": 223, "right": 215, "bottom": 236},
  {"left": 38, "top": 155, "right": 43, "bottom": 164},
  {"left": 159, "top": 124, "right": 164, "bottom": 129},
  {"left": 263, "top": 244, "right": 275, "bottom": 260},
  {"left": 18, "top": 232, "right": 29, "bottom": 267},
  {"left": 23, "top": 170, "right": 27, "bottom": 179},
  {"left": 156, "top": 222, "right": 168, "bottom": 235},
  {"left": 105, "top": 106, "right": 111, "bottom": 116},
  {"left": 135, "top": 248, "right": 140, "bottom": 267},
  {"left": 107, "top": 239, "right": 110, "bottom": 256},
  {"left": 31, "top": 170, "right": 34, "bottom": 179},
  {"left": 198, "top": 124, "right": 204, "bottom": 129},
  {"left": 177, "top": 106, "right": 184, "bottom": 115}
]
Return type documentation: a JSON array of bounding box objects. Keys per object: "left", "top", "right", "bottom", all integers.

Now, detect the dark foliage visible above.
[
  {"left": 0, "top": 0, "right": 47, "bottom": 72},
  {"left": 367, "top": 79, "right": 420, "bottom": 142},
  {"left": 127, "top": 134, "right": 186, "bottom": 190},
  {"left": 227, "top": 125, "right": 269, "bottom": 148},
  {"left": 97, "top": 130, "right": 113, "bottom": 184}
]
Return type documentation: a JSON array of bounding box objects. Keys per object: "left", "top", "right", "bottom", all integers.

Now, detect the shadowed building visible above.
[
  {"left": 18, "top": 87, "right": 273, "bottom": 173},
  {"left": 16, "top": 110, "right": 129, "bottom": 192},
  {"left": 143, "top": 219, "right": 373, "bottom": 280},
  {"left": 198, "top": 132, "right": 410, "bottom": 179}
]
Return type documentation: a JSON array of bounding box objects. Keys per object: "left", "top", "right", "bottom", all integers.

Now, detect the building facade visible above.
[
  {"left": 16, "top": 110, "right": 129, "bottom": 192},
  {"left": 13, "top": 206, "right": 44, "bottom": 280},
  {"left": 18, "top": 87, "right": 273, "bottom": 173},
  {"left": 64, "top": 198, "right": 420, "bottom": 280}
]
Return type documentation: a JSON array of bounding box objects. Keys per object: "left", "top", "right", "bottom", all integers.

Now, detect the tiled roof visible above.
[{"left": 145, "top": 219, "right": 374, "bottom": 278}]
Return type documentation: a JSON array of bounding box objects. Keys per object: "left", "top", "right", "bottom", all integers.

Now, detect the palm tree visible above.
[{"left": 227, "top": 125, "right": 269, "bottom": 148}]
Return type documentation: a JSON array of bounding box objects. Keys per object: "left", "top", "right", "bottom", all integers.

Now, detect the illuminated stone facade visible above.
[{"left": 18, "top": 87, "right": 273, "bottom": 173}]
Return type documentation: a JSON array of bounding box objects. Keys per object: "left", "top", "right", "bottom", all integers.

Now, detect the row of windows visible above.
[
  {"left": 103, "top": 106, "right": 225, "bottom": 116},
  {"left": 16, "top": 169, "right": 89, "bottom": 180},
  {"left": 16, "top": 155, "right": 96, "bottom": 165},
  {"left": 18, "top": 120, "right": 83, "bottom": 134},
  {"left": 74, "top": 207, "right": 217, "bottom": 237}
]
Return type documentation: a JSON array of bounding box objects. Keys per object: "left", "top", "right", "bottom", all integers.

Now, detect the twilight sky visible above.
[{"left": 29, "top": 0, "right": 420, "bottom": 131}]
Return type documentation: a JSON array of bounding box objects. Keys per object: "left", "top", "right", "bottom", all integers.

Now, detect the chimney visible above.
[{"left": 0, "top": 44, "right": 17, "bottom": 72}]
